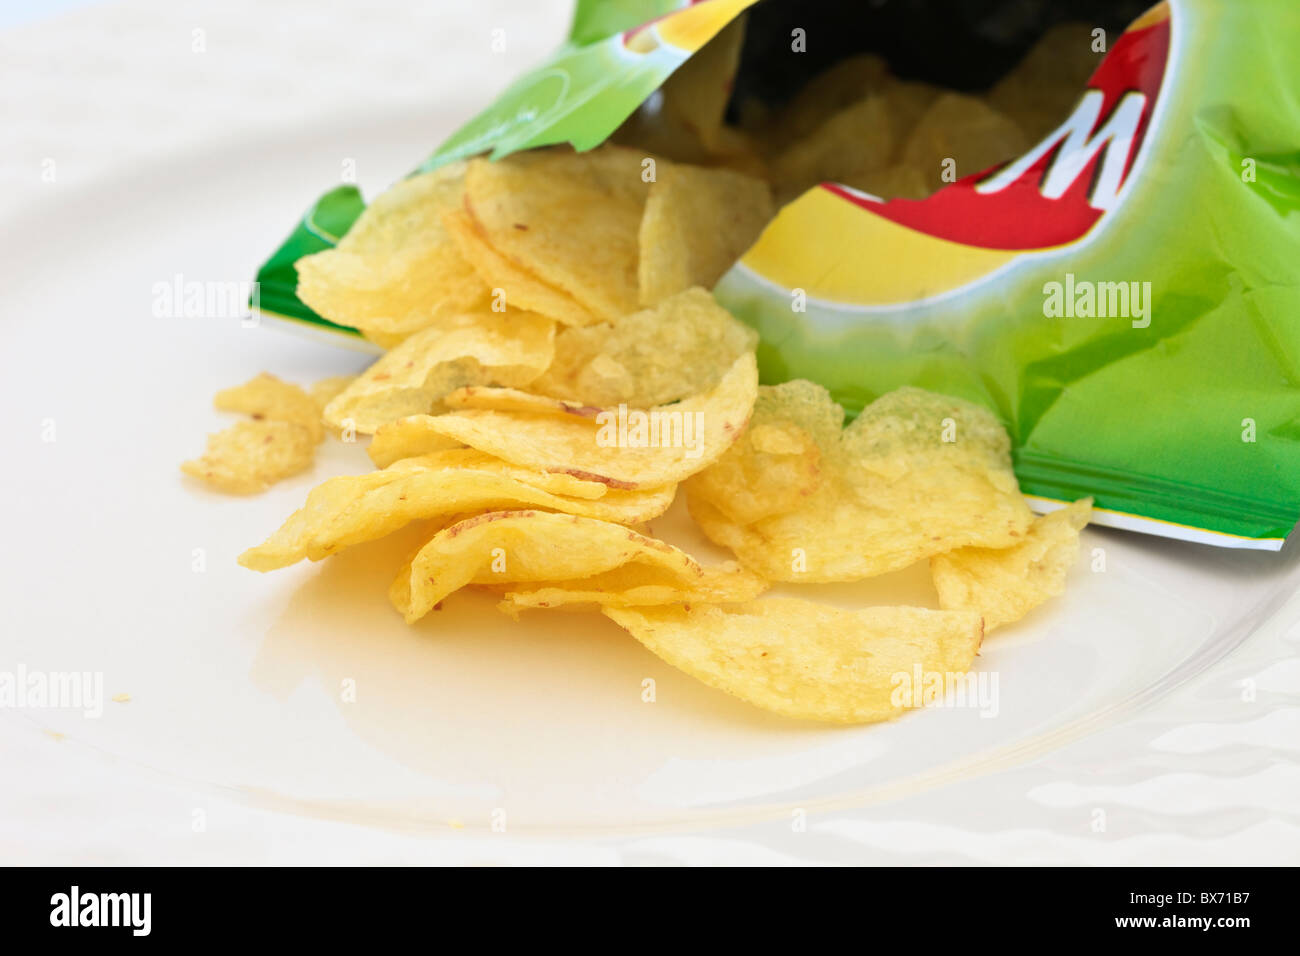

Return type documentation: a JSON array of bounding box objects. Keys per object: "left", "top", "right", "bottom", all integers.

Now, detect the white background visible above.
[{"left": 1, "top": 0, "right": 1297, "bottom": 865}]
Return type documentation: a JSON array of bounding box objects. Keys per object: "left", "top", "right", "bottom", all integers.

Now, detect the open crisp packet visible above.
[{"left": 206, "top": 0, "right": 1300, "bottom": 722}]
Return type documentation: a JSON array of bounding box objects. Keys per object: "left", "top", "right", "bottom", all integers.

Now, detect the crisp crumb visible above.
[
  {"left": 112, "top": 693, "right": 131, "bottom": 703},
  {"left": 447, "top": 818, "right": 465, "bottom": 830}
]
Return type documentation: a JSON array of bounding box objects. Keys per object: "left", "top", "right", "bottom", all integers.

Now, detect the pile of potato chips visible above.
[{"left": 183, "top": 28, "right": 1100, "bottom": 723}]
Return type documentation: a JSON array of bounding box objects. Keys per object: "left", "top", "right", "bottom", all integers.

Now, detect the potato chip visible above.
[
  {"left": 685, "top": 379, "right": 841, "bottom": 526},
  {"left": 525, "top": 323, "right": 611, "bottom": 403},
  {"left": 379, "top": 449, "right": 608, "bottom": 498},
  {"left": 611, "top": 111, "right": 706, "bottom": 168},
  {"left": 686, "top": 382, "right": 1034, "bottom": 581},
  {"left": 181, "top": 420, "right": 316, "bottom": 495},
  {"left": 307, "top": 375, "right": 356, "bottom": 414},
  {"left": 685, "top": 399, "right": 827, "bottom": 527},
  {"left": 900, "top": 93, "right": 1027, "bottom": 181},
  {"left": 604, "top": 599, "right": 984, "bottom": 723},
  {"left": 775, "top": 54, "right": 892, "bottom": 145},
  {"left": 841, "top": 163, "right": 933, "bottom": 201},
  {"left": 386, "top": 351, "right": 757, "bottom": 489},
  {"left": 637, "top": 167, "right": 773, "bottom": 306},
  {"left": 239, "top": 462, "right": 676, "bottom": 572},
  {"left": 931, "top": 498, "right": 1092, "bottom": 632},
  {"left": 768, "top": 78, "right": 940, "bottom": 202},
  {"left": 877, "top": 78, "right": 943, "bottom": 145},
  {"left": 390, "top": 510, "right": 709, "bottom": 623},
  {"left": 322, "top": 308, "right": 555, "bottom": 434},
  {"left": 497, "top": 562, "right": 766, "bottom": 617},
  {"left": 988, "top": 23, "right": 1102, "bottom": 142},
  {"left": 442, "top": 386, "right": 601, "bottom": 419},
  {"left": 771, "top": 95, "right": 896, "bottom": 203},
  {"left": 373, "top": 463, "right": 673, "bottom": 526},
  {"left": 460, "top": 146, "right": 651, "bottom": 322},
  {"left": 213, "top": 373, "right": 323, "bottom": 442},
  {"left": 367, "top": 415, "right": 464, "bottom": 467},
  {"left": 531, "top": 288, "right": 758, "bottom": 408},
  {"left": 295, "top": 163, "right": 488, "bottom": 344},
  {"left": 443, "top": 207, "right": 601, "bottom": 327},
  {"left": 698, "top": 127, "right": 770, "bottom": 180}
]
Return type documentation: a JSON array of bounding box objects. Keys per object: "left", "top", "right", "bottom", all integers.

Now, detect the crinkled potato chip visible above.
[
  {"left": 686, "top": 382, "right": 1034, "bottom": 581},
  {"left": 214, "top": 373, "right": 323, "bottom": 442},
  {"left": 390, "top": 510, "right": 708, "bottom": 623},
  {"left": 772, "top": 96, "right": 896, "bottom": 202},
  {"left": 525, "top": 323, "right": 611, "bottom": 402},
  {"left": 240, "top": 461, "right": 676, "bottom": 571},
  {"left": 877, "top": 78, "right": 943, "bottom": 144},
  {"left": 901, "top": 93, "right": 1027, "bottom": 181},
  {"left": 182, "top": 420, "right": 316, "bottom": 495},
  {"left": 697, "top": 127, "right": 770, "bottom": 181},
  {"left": 461, "top": 147, "right": 650, "bottom": 322},
  {"left": 774, "top": 54, "right": 892, "bottom": 145},
  {"left": 532, "top": 288, "right": 759, "bottom": 408},
  {"left": 295, "top": 163, "right": 488, "bottom": 344},
  {"left": 637, "top": 168, "right": 773, "bottom": 306},
  {"left": 765, "top": 76, "right": 940, "bottom": 202},
  {"left": 322, "top": 308, "right": 555, "bottom": 434},
  {"left": 497, "top": 562, "right": 766, "bottom": 617},
  {"left": 443, "top": 207, "right": 601, "bottom": 327},
  {"left": 380, "top": 449, "right": 608, "bottom": 498},
  {"left": 931, "top": 497, "right": 1092, "bottom": 632},
  {"left": 442, "top": 386, "right": 602, "bottom": 419},
  {"left": 387, "top": 351, "right": 757, "bottom": 489},
  {"left": 368, "top": 415, "right": 464, "bottom": 468},
  {"left": 842, "top": 163, "right": 933, "bottom": 201},
  {"left": 604, "top": 599, "right": 984, "bottom": 723},
  {"left": 308, "top": 375, "right": 357, "bottom": 414},
  {"left": 685, "top": 392, "right": 827, "bottom": 527}
]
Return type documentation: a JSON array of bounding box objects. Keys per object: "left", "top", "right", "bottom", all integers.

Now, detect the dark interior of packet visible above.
[
  {"left": 729, "top": 0, "right": 1153, "bottom": 110},
  {"left": 600, "top": 0, "right": 1165, "bottom": 206}
]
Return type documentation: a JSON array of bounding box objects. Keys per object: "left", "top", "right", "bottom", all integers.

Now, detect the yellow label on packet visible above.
[
  {"left": 739, "top": 188, "right": 1019, "bottom": 306},
  {"left": 654, "top": 0, "right": 760, "bottom": 53}
]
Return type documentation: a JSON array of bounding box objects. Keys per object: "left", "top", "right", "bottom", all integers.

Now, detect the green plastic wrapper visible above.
[{"left": 253, "top": 0, "right": 1300, "bottom": 549}]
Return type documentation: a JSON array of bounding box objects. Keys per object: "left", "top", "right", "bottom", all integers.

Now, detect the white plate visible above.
[{"left": 2, "top": 0, "right": 1298, "bottom": 865}]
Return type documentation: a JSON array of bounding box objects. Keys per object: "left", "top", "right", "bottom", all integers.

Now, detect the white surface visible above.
[{"left": 2, "top": 0, "right": 1298, "bottom": 865}]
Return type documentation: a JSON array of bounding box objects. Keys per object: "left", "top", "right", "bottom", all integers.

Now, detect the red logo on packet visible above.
[{"left": 826, "top": 8, "right": 1172, "bottom": 251}]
